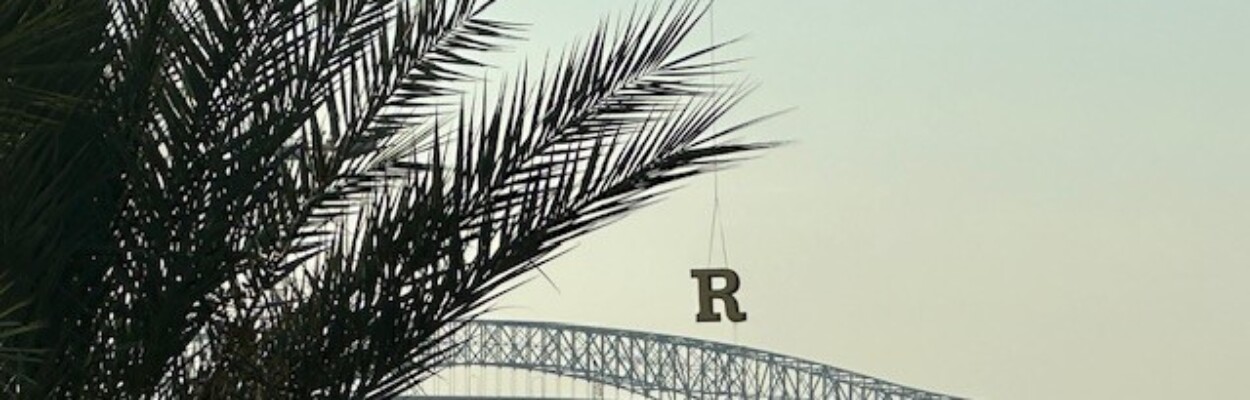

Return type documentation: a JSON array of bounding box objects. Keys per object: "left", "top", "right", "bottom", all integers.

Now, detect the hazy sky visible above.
[{"left": 477, "top": 1, "right": 1250, "bottom": 399}]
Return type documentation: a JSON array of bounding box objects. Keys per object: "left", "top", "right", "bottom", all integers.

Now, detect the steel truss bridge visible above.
[{"left": 406, "top": 320, "right": 961, "bottom": 400}]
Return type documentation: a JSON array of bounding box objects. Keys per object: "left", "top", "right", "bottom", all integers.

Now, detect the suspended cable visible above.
[
  {"left": 704, "top": 0, "right": 731, "bottom": 270},
  {"left": 700, "top": 0, "right": 744, "bottom": 347}
]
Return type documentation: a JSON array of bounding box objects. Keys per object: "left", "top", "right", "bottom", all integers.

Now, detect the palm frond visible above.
[
  {"left": 0, "top": 0, "right": 772, "bottom": 398},
  {"left": 0, "top": 0, "right": 108, "bottom": 157},
  {"left": 201, "top": 2, "right": 774, "bottom": 397}
]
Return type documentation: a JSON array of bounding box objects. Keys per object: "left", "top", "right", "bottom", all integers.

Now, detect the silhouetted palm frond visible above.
[{"left": 0, "top": 0, "right": 771, "bottom": 398}]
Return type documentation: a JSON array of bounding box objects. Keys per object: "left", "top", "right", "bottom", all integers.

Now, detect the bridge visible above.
[{"left": 404, "top": 320, "right": 961, "bottom": 399}]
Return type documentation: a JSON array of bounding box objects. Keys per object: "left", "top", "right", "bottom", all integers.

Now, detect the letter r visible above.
[{"left": 691, "top": 268, "right": 747, "bottom": 323}]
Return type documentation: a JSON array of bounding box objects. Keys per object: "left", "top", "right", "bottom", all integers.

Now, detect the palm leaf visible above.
[{"left": 0, "top": 0, "right": 773, "bottom": 398}]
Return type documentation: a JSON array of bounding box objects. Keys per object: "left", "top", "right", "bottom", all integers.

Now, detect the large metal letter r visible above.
[{"left": 691, "top": 268, "right": 747, "bottom": 323}]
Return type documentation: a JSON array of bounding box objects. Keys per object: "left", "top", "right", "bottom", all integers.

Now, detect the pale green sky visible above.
[{"left": 480, "top": 1, "right": 1250, "bottom": 399}]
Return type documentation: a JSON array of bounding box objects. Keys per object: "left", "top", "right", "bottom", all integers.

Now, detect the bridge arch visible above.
[{"left": 431, "top": 320, "right": 960, "bottom": 400}]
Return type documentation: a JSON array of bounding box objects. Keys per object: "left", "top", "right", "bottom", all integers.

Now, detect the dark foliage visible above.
[{"left": 0, "top": 0, "right": 771, "bottom": 398}]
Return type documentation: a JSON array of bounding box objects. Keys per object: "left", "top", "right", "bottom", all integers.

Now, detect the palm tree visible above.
[{"left": 0, "top": 0, "right": 770, "bottom": 398}]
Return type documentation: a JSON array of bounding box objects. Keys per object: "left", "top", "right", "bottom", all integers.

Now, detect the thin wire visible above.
[
  {"left": 703, "top": 0, "right": 742, "bottom": 345},
  {"left": 704, "top": 0, "right": 731, "bottom": 270}
]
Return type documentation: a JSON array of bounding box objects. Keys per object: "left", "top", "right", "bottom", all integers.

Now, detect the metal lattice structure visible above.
[{"left": 426, "top": 320, "right": 960, "bottom": 400}]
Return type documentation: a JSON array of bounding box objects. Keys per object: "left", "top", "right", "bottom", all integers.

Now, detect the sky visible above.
[{"left": 472, "top": 1, "right": 1250, "bottom": 399}]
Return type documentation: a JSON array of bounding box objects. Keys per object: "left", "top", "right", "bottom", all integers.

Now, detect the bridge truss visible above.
[{"left": 411, "top": 320, "right": 961, "bottom": 400}]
